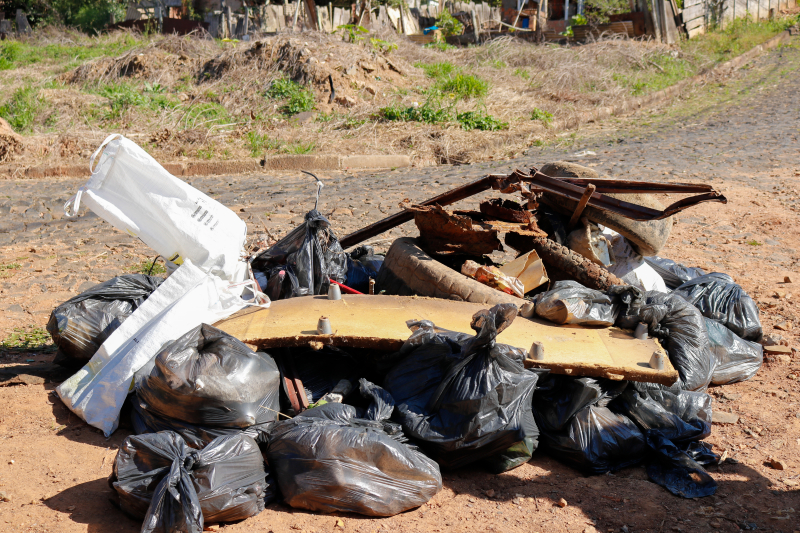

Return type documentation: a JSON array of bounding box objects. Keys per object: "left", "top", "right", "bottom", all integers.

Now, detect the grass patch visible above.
[
  {"left": 513, "top": 68, "right": 530, "bottom": 79},
  {"left": 457, "top": 110, "right": 507, "bottom": 131},
  {"left": 266, "top": 78, "right": 315, "bottom": 116},
  {"left": 416, "top": 61, "right": 458, "bottom": 79},
  {"left": 98, "top": 82, "right": 179, "bottom": 121},
  {"left": 530, "top": 107, "right": 554, "bottom": 125},
  {"left": 283, "top": 141, "right": 316, "bottom": 154},
  {"left": 0, "top": 87, "right": 51, "bottom": 133},
  {"left": 0, "top": 262, "right": 21, "bottom": 279},
  {"left": 246, "top": 131, "right": 282, "bottom": 157},
  {"left": 433, "top": 73, "right": 488, "bottom": 100},
  {"left": 423, "top": 42, "right": 457, "bottom": 52},
  {"left": 380, "top": 101, "right": 451, "bottom": 124},
  {"left": 0, "top": 326, "right": 54, "bottom": 353},
  {"left": 0, "top": 35, "right": 142, "bottom": 72},
  {"left": 747, "top": 240, "right": 762, "bottom": 246},
  {"left": 129, "top": 258, "right": 167, "bottom": 275}
]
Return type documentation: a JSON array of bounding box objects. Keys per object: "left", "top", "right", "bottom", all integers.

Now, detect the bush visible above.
[
  {"left": 266, "top": 78, "right": 315, "bottom": 116},
  {"left": 457, "top": 110, "right": 507, "bottom": 131},
  {"left": 436, "top": 11, "right": 464, "bottom": 37}
]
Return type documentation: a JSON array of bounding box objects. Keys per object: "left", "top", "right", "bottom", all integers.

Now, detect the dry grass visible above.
[{"left": 0, "top": 18, "right": 792, "bottom": 168}]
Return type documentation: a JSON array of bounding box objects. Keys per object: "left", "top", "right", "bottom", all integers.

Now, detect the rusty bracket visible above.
[
  {"left": 276, "top": 354, "right": 309, "bottom": 413},
  {"left": 339, "top": 168, "right": 727, "bottom": 249},
  {"left": 568, "top": 183, "right": 596, "bottom": 228}
]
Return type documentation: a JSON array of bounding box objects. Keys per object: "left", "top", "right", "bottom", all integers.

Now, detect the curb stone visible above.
[{"left": 0, "top": 31, "right": 790, "bottom": 179}]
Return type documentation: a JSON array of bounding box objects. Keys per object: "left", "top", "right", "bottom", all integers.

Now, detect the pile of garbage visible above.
[{"left": 47, "top": 136, "right": 764, "bottom": 531}]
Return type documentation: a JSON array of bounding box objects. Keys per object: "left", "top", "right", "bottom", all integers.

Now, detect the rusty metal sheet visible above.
[
  {"left": 411, "top": 205, "right": 502, "bottom": 255},
  {"left": 479, "top": 198, "right": 531, "bottom": 223}
]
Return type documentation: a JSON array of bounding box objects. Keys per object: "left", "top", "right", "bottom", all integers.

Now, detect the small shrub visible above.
[
  {"left": 434, "top": 73, "right": 488, "bottom": 99},
  {"left": 370, "top": 37, "right": 397, "bottom": 54},
  {"left": 266, "top": 78, "right": 315, "bottom": 116},
  {"left": 530, "top": 107, "right": 553, "bottom": 124},
  {"left": 436, "top": 11, "right": 464, "bottom": 37},
  {"left": 0, "top": 87, "right": 48, "bottom": 133},
  {"left": 457, "top": 110, "right": 507, "bottom": 131},
  {"left": 336, "top": 24, "right": 369, "bottom": 43}
]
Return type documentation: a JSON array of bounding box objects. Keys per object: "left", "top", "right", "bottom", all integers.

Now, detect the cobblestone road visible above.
[{"left": 1, "top": 38, "right": 798, "bottom": 321}]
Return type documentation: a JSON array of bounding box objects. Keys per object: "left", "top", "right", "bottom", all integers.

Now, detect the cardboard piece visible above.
[
  {"left": 215, "top": 295, "right": 678, "bottom": 385},
  {"left": 498, "top": 251, "right": 548, "bottom": 293}
]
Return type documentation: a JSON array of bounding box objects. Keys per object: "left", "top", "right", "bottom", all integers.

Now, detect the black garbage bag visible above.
[
  {"left": 613, "top": 389, "right": 712, "bottom": 444},
  {"left": 643, "top": 257, "right": 706, "bottom": 290},
  {"left": 47, "top": 274, "right": 164, "bottom": 367},
  {"left": 135, "top": 324, "right": 281, "bottom": 428},
  {"left": 251, "top": 209, "right": 347, "bottom": 299},
  {"left": 644, "top": 432, "right": 717, "bottom": 498},
  {"left": 674, "top": 273, "right": 762, "bottom": 341},
  {"left": 267, "top": 379, "right": 442, "bottom": 517},
  {"left": 705, "top": 318, "right": 762, "bottom": 385},
  {"left": 384, "top": 303, "right": 541, "bottom": 470},
  {"left": 111, "top": 431, "right": 269, "bottom": 532},
  {"left": 533, "top": 375, "right": 646, "bottom": 474},
  {"left": 130, "top": 396, "right": 274, "bottom": 449},
  {"left": 617, "top": 291, "right": 716, "bottom": 392},
  {"left": 533, "top": 280, "right": 618, "bottom": 326},
  {"left": 613, "top": 388, "right": 717, "bottom": 498}
]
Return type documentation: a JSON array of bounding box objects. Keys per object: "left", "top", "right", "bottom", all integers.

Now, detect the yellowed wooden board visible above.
[{"left": 215, "top": 295, "right": 677, "bottom": 385}]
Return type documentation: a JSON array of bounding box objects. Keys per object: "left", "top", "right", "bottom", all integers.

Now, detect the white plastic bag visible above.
[
  {"left": 56, "top": 260, "right": 250, "bottom": 436},
  {"left": 65, "top": 134, "right": 247, "bottom": 281},
  {"left": 601, "top": 228, "right": 668, "bottom": 293}
]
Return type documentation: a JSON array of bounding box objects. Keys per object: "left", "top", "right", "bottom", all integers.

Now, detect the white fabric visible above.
[
  {"left": 65, "top": 134, "right": 247, "bottom": 281},
  {"left": 601, "top": 227, "right": 669, "bottom": 294},
  {"left": 56, "top": 260, "right": 249, "bottom": 436}
]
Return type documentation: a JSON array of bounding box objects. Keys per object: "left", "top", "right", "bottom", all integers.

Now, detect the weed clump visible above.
[{"left": 266, "top": 78, "right": 315, "bottom": 116}]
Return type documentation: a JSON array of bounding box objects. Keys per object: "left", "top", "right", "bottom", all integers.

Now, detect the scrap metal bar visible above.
[
  {"left": 339, "top": 169, "right": 727, "bottom": 249},
  {"left": 517, "top": 169, "right": 727, "bottom": 221},
  {"left": 568, "top": 183, "right": 596, "bottom": 228},
  {"left": 340, "top": 175, "right": 499, "bottom": 249}
]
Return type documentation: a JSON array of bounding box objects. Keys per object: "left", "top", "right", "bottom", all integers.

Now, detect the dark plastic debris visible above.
[
  {"left": 643, "top": 256, "right": 706, "bottom": 290},
  {"left": 251, "top": 209, "right": 347, "bottom": 300},
  {"left": 384, "top": 303, "right": 541, "bottom": 470},
  {"left": 47, "top": 274, "right": 163, "bottom": 367},
  {"left": 533, "top": 280, "right": 618, "bottom": 326},
  {"left": 135, "top": 324, "right": 281, "bottom": 428},
  {"left": 705, "top": 318, "right": 763, "bottom": 385},
  {"left": 267, "top": 379, "right": 442, "bottom": 517},
  {"left": 111, "top": 431, "right": 270, "bottom": 533},
  {"left": 674, "top": 273, "right": 762, "bottom": 342}
]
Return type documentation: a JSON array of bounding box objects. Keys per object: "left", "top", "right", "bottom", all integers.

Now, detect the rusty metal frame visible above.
[{"left": 339, "top": 168, "right": 727, "bottom": 249}]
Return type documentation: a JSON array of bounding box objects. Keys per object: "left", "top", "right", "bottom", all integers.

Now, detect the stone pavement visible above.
[{"left": 1, "top": 39, "right": 799, "bottom": 320}]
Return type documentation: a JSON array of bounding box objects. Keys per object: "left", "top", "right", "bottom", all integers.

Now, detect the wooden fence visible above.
[{"left": 682, "top": 0, "right": 798, "bottom": 38}]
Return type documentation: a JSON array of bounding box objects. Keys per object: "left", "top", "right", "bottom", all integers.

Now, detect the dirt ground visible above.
[{"left": 1, "top": 37, "right": 800, "bottom": 533}]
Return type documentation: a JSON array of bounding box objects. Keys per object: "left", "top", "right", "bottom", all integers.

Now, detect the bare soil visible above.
[{"left": 1, "top": 32, "right": 800, "bottom": 533}]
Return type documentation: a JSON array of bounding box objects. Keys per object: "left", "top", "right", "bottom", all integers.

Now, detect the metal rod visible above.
[{"left": 568, "top": 183, "right": 596, "bottom": 228}]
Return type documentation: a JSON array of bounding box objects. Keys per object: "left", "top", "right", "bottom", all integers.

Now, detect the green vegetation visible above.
[
  {"left": 0, "top": 34, "right": 141, "bottom": 71},
  {"left": 530, "top": 107, "right": 553, "bottom": 125},
  {"left": 436, "top": 11, "right": 464, "bottom": 37},
  {"left": 747, "top": 240, "right": 762, "bottom": 246},
  {"left": 0, "top": 87, "right": 51, "bottom": 133},
  {"left": 416, "top": 61, "right": 458, "bottom": 79},
  {"left": 0, "top": 326, "right": 54, "bottom": 353},
  {"left": 246, "top": 131, "right": 282, "bottom": 157},
  {"left": 336, "top": 24, "right": 369, "bottom": 43},
  {"left": 129, "top": 258, "right": 167, "bottom": 275},
  {"left": 434, "top": 73, "right": 488, "bottom": 99},
  {"left": 266, "top": 78, "right": 315, "bottom": 116},
  {"left": 181, "top": 102, "right": 229, "bottom": 129},
  {"left": 457, "top": 110, "right": 507, "bottom": 131},
  {"left": 513, "top": 68, "right": 530, "bottom": 79},
  {"left": 0, "top": 262, "right": 21, "bottom": 279},
  {"left": 98, "top": 82, "right": 178, "bottom": 120},
  {"left": 380, "top": 101, "right": 451, "bottom": 124},
  {"left": 283, "top": 141, "right": 316, "bottom": 154},
  {"left": 423, "top": 42, "right": 457, "bottom": 51},
  {"left": 370, "top": 37, "right": 397, "bottom": 54}
]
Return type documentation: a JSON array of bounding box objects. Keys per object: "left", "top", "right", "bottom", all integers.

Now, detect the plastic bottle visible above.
[{"left": 461, "top": 260, "right": 525, "bottom": 298}]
